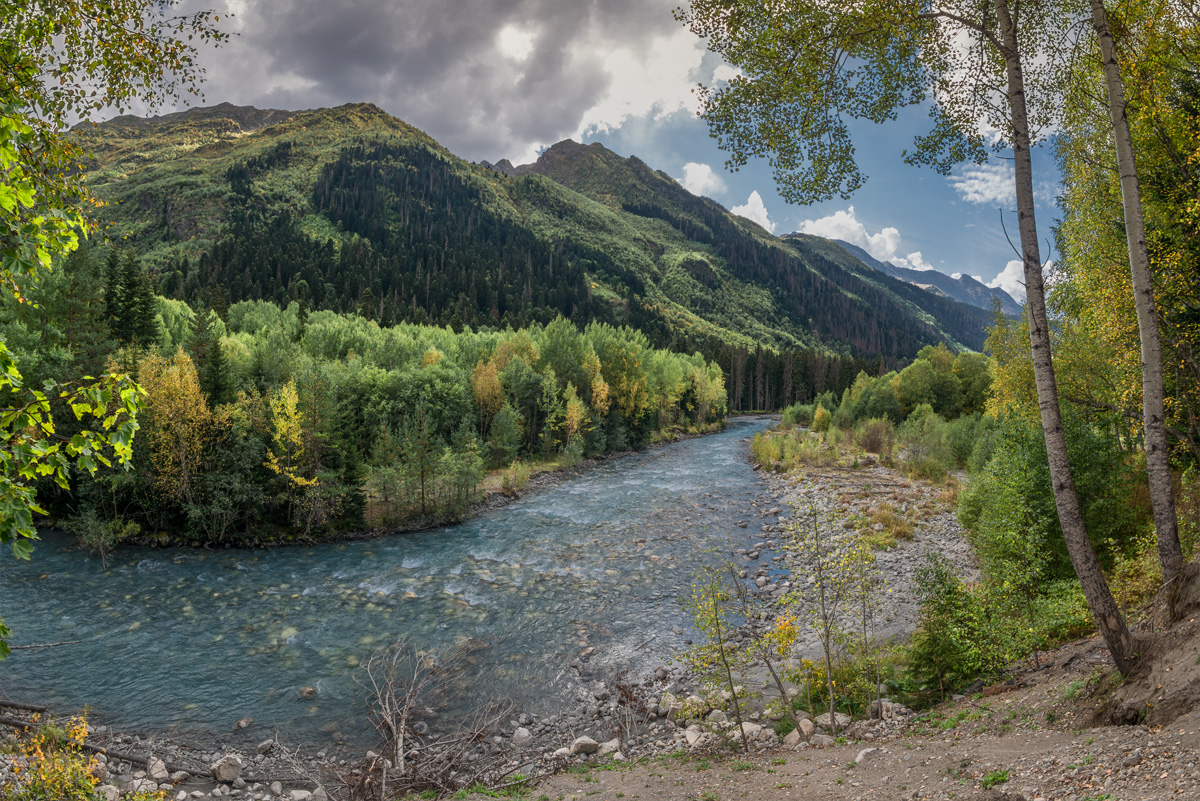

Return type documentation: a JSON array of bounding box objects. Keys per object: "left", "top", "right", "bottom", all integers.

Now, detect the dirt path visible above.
[{"left": 538, "top": 639, "right": 1199, "bottom": 801}]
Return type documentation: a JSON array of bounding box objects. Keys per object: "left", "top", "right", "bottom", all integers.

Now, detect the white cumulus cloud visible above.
[
  {"left": 988, "top": 260, "right": 1026, "bottom": 301},
  {"left": 731, "top": 191, "right": 776, "bottom": 233},
  {"left": 894, "top": 251, "right": 935, "bottom": 272},
  {"left": 798, "top": 205, "right": 935, "bottom": 270},
  {"left": 678, "top": 162, "right": 725, "bottom": 197},
  {"left": 798, "top": 206, "right": 900, "bottom": 262}
]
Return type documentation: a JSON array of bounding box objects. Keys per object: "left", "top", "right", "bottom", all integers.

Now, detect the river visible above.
[{"left": 0, "top": 417, "right": 775, "bottom": 749}]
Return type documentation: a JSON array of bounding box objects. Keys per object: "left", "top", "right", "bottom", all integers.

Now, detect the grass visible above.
[
  {"left": 980, "top": 770, "right": 1010, "bottom": 789},
  {"left": 1062, "top": 679, "right": 1085, "bottom": 700}
]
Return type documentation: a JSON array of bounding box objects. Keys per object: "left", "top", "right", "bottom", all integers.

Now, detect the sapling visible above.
[
  {"left": 724, "top": 560, "right": 804, "bottom": 738},
  {"left": 784, "top": 504, "right": 873, "bottom": 734},
  {"left": 682, "top": 563, "right": 751, "bottom": 752}
]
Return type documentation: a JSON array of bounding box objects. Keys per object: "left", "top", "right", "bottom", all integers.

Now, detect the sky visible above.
[{"left": 147, "top": 0, "right": 1068, "bottom": 301}]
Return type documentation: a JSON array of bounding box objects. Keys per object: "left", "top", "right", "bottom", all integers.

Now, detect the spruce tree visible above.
[
  {"left": 189, "top": 303, "right": 228, "bottom": 404},
  {"left": 104, "top": 247, "right": 123, "bottom": 335}
]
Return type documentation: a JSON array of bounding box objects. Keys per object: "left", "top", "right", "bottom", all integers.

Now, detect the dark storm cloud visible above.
[{"left": 185, "top": 0, "right": 686, "bottom": 161}]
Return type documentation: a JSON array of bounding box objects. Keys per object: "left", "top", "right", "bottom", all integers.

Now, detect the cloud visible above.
[
  {"left": 799, "top": 206, "right": 901, "bottom": 262},
  {"left": 678, "top": 162, "right": 725, "bottom": 197},
  {"left": 496, "top": 25, "right": 535, "bottom": 61},
  {"left": 894, "top": 251, "right": 935, "bottom": 272},
  {"left": 731, "top": 191, "right": 776, "bottom": 233},
  {"left": 950, "top": 162, "right": 1056, "bottom": 206},
  {"left": 988, "top": 260, "right": 1026, "bottom": 301},
  {"left": 156, "top": 0, "right": 708, "bottom": 166},
  {"left": 575, "top": 27, "right": 707, "bottom": 140},
  {"left": 800, "top": 206, "right": 943, "bottom": 270},
  {"left": 712, "top": 64, "right": 741, "bottom": 83}
]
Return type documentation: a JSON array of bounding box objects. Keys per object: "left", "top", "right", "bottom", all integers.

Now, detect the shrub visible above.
[
  {"left": 945, "top": 414, "right": 984, "bottom": 468},
  {"left": 781, "top": 403, "right": 815, "bottom": 427},
  {"left": 959, "top": 413, "right": 1143, "bottom": 578},
  {"left": 500, "top": 460, "right": 532, "bottom": 496},
  {"left": 831, "top": 398, "right": 854, "bottom": 431},
  {"left": 812, "top": 404, "right": 831, "bottom": 433},
  {"left": 905, "top": 554, "right": 1019, "bottom": 700},
  {"left": 898, "top": 404, "right": 954, "bottom": 473},
  {"left": 2, "top": 714, "right": 165, "bottom": 801},
  {"left": 853, "top": 418, "right": 895, "bottom": 455}
]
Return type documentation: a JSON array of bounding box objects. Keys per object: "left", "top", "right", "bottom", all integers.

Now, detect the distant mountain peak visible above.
[{"left": 823, "top": 238, "right": 1021, "bottom": 316}]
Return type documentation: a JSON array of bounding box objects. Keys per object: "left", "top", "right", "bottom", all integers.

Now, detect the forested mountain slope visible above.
[{"left": 79, "top": 102, "right": 991, "bottom": 364}]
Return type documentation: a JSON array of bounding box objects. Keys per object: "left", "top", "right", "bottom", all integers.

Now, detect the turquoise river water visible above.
[{"left": 0, "top": 418, "right": 775, "bottom": 747}]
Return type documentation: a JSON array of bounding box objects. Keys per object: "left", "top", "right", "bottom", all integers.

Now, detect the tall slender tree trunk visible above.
[
  {"left": 1088, "top": 0, "right": 1185, "bottom": 607},
  {"left": 994, "top": 0, "right": 1137, "bottom": 674}
]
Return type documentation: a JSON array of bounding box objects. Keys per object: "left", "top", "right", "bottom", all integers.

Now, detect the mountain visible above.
[
  {"left": 824, "top": 238, "right": 1022, "bottom": 317},
  {"left": 78, "top": 102, "right": 994, "bottom": 362}
]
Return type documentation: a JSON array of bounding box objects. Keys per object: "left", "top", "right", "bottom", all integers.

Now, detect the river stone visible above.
[
  {"left": 211, "top": 755, "right": 243, "bottom": 783},
  {"left": 289, "top": 791, "right": 312, "bottom": 801},
  {"left": 128, "top": 778, "right": 158, "bottom": 794},
  {"left": 730, "top": 722, "right": 762, "bottom": 742},
  {"left": 96, "top": 785, "right": 120, "bottom": 801},
  {"left": 554, "top": 747, "right": 572, "bottom": 757},
  {"left": 783, "top": 729, "right": 803, "bottom": 748},
  {"left": 175, "top": 792, "right": 188, "bottom": 801},
  {"left": 706, "top": 709, "right": 728, "bottom": 725},
  {"left": 270, "top": 781, "right": 284, "bottom": 795},
  {"left": 597, "top": 738, "right": 620, "bottom": 757},
  {"left": 810, "top": 734, "right": 835, "bottom": 747},
  {"left": 659, "top": 692, "right": 683, "bottom": 720},
  {"left": 256, "top": 738, "right": 274, "bottom": 755},
  {"left": 147, "top": 758, "right": 169, "bottom": 781},
  {"left": 816, "top": 711, "right": 851, "bottom": 729},
  {"left": 798, "top": 718, "right": 816, "bottom": 738},
  {"left": 570, "top": 736, "right": 599, "bottom": 755},
  {"left": 512, "top": 727, "right": 534, "bottom": 748}
]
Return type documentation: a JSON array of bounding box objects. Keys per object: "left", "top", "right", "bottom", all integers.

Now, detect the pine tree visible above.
[
  {"left": 104, "top": 247, "right": 123, "bottom": 336},
  {"left": 189, "top": 303, "right": 227, "bottom": 404}
]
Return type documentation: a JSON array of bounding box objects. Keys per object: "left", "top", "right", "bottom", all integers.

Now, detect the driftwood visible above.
[
  {"left": 9, "top": 640, "right": 82, "bottom": 650},
  {"left": 0, "top": 701, "right": 48, "bottom": 713}
]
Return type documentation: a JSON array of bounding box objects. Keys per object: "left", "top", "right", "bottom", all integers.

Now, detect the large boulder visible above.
[
  {"left": 570, "top": 736, "right": 600, "bottom": 755},
  {"left": 210, "top": 755, "right": 243, "bottom": 783}
]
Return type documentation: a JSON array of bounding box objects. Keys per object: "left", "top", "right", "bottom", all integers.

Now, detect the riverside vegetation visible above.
[
  {"left": 2, "top": 244, "right": 729, "bottom": 550},
  {"left": 724, "top": 339, "right": 1200, "bottom": 733}
]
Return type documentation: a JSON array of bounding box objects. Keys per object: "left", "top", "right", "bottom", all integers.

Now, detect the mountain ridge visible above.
[
  {"left": 824, "top": 237, "right": 1022, "bottom": 316},
  {"left": 77, "top": 103, "right": 994, "bottom": 363}
]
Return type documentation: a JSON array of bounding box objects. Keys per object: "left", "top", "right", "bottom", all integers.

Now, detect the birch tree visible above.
[
  {"left": 1081, "top": 0, "right": 1185, "bottom": 602},
  {"left": 678, "top": 0, "right": 1138, "bottom": 671}
]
